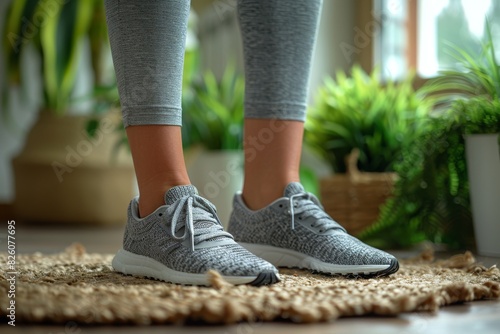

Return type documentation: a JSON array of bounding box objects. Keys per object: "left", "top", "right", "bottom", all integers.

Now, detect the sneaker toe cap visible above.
[
  {"left": 173, "top": 244, "right": 278, "bottom": 277},
  {"left": 324, "top": 234, "right": 397, "bottom": 266}
]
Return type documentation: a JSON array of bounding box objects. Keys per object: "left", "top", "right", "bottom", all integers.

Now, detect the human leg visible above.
[
  {"left": 237, "top": 0, "right": 322, "bottom": 210},
  {"left": 242, "top": 119, "right": 303, "bottom": 210},
  {"left": 125, "top": 126, "right": 189, "bottom": 217},
  {"left": 105, "top": 0, "right": 278, "bottom": 285},
  {"left": 229, "top": 0, "right": 399, "bottom": 277},
  {"left": 105, "top": 0, "right": 190, "bottom": 217}
]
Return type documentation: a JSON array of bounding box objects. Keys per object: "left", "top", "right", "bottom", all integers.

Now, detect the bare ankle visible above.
[
  {"left": 242, "top": 191, "right": 279, "bottom": 211},
  {"left": 137, "top": 179, "right": 190, "bottom": 217},
  {"left": 242, "top": 178, "right": 299, "bottom": 210}
]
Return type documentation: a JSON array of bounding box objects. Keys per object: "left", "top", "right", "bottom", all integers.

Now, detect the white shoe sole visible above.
[
  {"left": 239, "top": 242, "right": 398, "bottom": 276},
  {"left": 112, "top": 249, "right": 279, "bottom": 286}
]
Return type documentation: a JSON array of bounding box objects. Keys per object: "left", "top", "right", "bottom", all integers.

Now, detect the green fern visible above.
[
  {"left": 359, "top": 98, "right": 500, "bottom": 250},
  {"left": 360, "top": 25, "right": 500, "bottom": 250}
]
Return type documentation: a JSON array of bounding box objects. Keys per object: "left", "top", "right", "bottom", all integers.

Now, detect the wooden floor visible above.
[{"left": 2, "top": 223, "right": 500, "bottom": 334}]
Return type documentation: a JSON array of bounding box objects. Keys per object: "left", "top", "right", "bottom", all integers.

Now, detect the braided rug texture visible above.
[{"left": 1, "top": 243, "right": 499, "bottom": 325}]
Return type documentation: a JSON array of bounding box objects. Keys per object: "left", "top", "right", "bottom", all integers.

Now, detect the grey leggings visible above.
[{"left": 105, "top": 0, "right": 322, "bottom": 127}]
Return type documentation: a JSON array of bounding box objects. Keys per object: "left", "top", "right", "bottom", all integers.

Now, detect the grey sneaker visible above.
[
  {"left": 228, "top": 182, "right": 399, "bottom": 277},
  {"left": 112, "top": 185, "right": 280, "bottom": 286}
]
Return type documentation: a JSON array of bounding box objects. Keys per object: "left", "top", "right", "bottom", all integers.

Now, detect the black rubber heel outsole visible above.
[
  {"left": 249, "top": 271, "right": 281, "bottom": 286},
  {"left": 305, "top": 258, "right": 400, "bottom": 279},
  {"left": 354, "top": 258, "right": 400, "bottom": 278}
]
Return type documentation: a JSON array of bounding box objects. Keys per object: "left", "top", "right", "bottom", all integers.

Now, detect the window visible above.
[{"left": 378, "top": 0, "right": 500, "bottom": 80}]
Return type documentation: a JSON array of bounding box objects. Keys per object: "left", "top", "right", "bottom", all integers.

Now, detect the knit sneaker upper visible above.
[
  {"left": 123, "top": 185, "right": 278, "bottom": 276},
  {"left": 228, "top": 182, "right": 396, "bottom": 266}
]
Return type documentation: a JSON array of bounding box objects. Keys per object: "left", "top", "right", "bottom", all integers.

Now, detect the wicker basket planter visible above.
[
  {"left": 12, "top": 112, "right": 135, "bottom": 225},
  {"left": 320, "top": 150, "right": 397, "bottom": 236}
]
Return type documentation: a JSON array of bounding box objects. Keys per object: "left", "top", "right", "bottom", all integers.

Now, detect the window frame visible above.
[{"left": 353, "top": 0, "right": 433, "bottom": 89}]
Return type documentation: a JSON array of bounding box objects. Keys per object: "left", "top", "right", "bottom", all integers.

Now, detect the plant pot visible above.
[
  {"left": 465, "top": 133, "right": 500, "bottom": 256},
  {"left": 12, "top": 111, "right": 135, "bottom": 225},
  {"left": 319, "top": 149, "right": 397, "bottom": 236},
  {"left": 186, "top": 148, "right": 243, "bottom": 228}
]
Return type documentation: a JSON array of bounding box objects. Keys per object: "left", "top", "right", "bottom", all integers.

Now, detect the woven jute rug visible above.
[{"left": 1, "top": 243, "right": 499, "bottom": 325}]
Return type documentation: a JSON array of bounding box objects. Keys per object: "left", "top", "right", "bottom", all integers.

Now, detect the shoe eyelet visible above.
[
  {"left": 319, "top": 230, "right": 323, "bottom": 233},
  {"left": 158, "top": 213, "right": 163, "bottom": 217},
  {"left": 298, "top": 216, "right": 302, "bottom": 220},
  {"left": 310, "top": 224, "right": 314, "bottom": 227},
  {"left": 279, "top": 204, "right": 283, "bottom": 208}
]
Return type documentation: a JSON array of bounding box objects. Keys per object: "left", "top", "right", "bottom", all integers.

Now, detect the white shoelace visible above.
[
  {"left": 165, "top": 194, "right": 232, "bottom": 251},
  {"left": 288, "top": 192, "right": 345, "bottom": 233}
]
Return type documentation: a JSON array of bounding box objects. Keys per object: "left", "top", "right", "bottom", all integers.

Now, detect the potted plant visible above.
[
  {"left": 2, "top": 0, "right": 134, "bottom": 225},
  {"left": 184, "top": 65, "right": 245, "bottom": 226},
  {"left": 422, "top": 24, "right": 500, "bottom": 255},
  {"left": 358, "top": 116, "right": 469, "bottom": 250},
  {"left": 359, "top": 98, "right": 500, "bottom": 252},
  {"left": 305, "top": 65, "right": 431, "bottom": 235},
  {"left": 360, "top": 27, "right": 500, "bottom": 253}
]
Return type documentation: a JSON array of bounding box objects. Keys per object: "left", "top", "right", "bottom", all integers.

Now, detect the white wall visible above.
[{"left": 310, "top": 0, "right": 356, "bottom": 103}]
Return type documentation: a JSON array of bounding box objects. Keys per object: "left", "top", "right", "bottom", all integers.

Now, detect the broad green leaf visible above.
[
  {"left": 39, "top": 1, "right": 63, "bottom": 109},
  {"left": 4, "top": 0, "right": 39, "bottom": 83}
]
